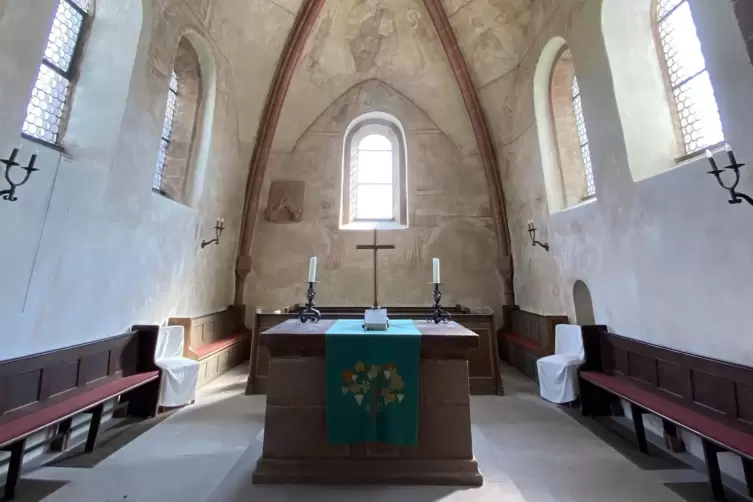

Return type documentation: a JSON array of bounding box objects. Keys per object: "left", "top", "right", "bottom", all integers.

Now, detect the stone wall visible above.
[
  {"left": 248, "top": 80, "right": 501, "bottom": 312},
  {"left": 0, "top": 0, "right": 294, "bottom": 360}
]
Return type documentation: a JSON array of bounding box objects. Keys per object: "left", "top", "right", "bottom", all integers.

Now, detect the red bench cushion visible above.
[
  {"left": 193, "top": 333, "right": 243, "bottom": 359},
  {"left": 581, "top": 371, "right": 753, "bottom": 458},
  {"left": 0, "top": 371, "right": 159, "bottom": 448},
  {"left": 503, "top": 332, "right": 544, "bottom": 354}
]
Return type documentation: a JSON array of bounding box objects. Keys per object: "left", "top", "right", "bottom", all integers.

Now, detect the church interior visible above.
[{"left": 1, "top": 0, "right": 753, "bottom": 500}]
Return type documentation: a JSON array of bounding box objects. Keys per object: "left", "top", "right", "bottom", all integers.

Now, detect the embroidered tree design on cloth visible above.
[{"left": 342, "top": 361, "right": 405, "bottom": 416}]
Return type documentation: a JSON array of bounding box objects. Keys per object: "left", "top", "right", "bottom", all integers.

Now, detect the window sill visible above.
[{"left": 339, "top": 221, "right": 408, "bottom": 231}]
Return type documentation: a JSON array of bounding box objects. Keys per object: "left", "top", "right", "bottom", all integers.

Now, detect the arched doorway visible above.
[{"left": 573, "top": 280, "right": 595, "bottom": 325}]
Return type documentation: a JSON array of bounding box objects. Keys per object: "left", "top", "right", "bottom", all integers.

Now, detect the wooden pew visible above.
[
  {"left": 168, "top": 306, "right": 250, "bottom": 388},
  {"left": 248, "top": 305, "right": 500, "bottom": 396},
  {"left": 499, "top": 305, "right": 569, "bottom": 381},
  {"left": 580, "top": 329, "right": 753, "bottom": 501},
  {"left": 0, "top": 326, "right": 161, "bottom": 500}
]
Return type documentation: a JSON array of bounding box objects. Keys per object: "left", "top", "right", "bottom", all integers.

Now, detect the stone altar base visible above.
[{"left": 252, "top": 320, "right": 483, "bottom": 486}]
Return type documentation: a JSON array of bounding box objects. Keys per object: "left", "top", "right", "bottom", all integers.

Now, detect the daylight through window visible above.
[
  {"left": 655, "top": 0, "right": 724, "bottom": 154},
  {"left": 353, "top": 134, "right": 394, "bottom": 220},
  {"left": 22, "top": 0, "right": 92, "bottom": 146},
  {"left": 572, "top": 77, "right": 595, "bottom": 197},
  {"left": 153, "top": 71, "right": 178, "bottom": 194}
]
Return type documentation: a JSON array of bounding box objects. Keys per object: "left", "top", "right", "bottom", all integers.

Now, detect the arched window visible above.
[
  {"left": 549, "top": 46, "right": 595, "bottom": 208},
  {"left": 153, "top": 38, "right": 204, "bottom": 203},
  {"left": 655, "top": 0, "right": 724, "bottom": 155},
  {"left": 22, "top": 0, "right": 93, "bottom": 147},
  {"left": 341, "top": 115, "right": 408, "bottom": 229}
]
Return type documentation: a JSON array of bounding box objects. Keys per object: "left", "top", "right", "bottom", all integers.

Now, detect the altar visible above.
[{"left": 252, "top": 319, "right": 483, "bottom": 486}]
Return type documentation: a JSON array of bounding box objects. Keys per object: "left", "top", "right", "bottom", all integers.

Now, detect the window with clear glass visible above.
[
  {"left": 572, "top": 77, "right": 595, "bottom": 197},
  {"left": 549, "top": 47, "right": 596, "bottom": 207},
  {"left": 655, "top": 0, "right": 724, "bottom": 155},
  {"left": 153, "top": 71, "right": 178, "bottom": 194},
  {"left": 22, "top": 0, "right": 92, "bottom": 146},
  {"left": 352, "top": 134, "right": 394, "bottom": 220},
  {"left": 341, "top": 118, "right": 407, "bottom": 228}
]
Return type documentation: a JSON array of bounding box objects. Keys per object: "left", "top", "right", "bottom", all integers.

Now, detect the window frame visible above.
[
  {"left": 153, "top": 71, "right": 179, "bottom": 196},
  {"left": 571, "top": 76, "right": 596, "bottom": 199},
  {"left": 653, "top": 0, "right": 725, "bottom": 157},
  {"left": 22, "top": 0, "right": 92, "bottom": 150},
  {"left": 341, "top": 119, "right": 407, "bottom": 228}
]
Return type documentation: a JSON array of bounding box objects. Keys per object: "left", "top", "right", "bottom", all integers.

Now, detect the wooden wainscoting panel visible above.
[
  {"left": 627, "top": 351, "right": 657, "bottom": 386},
  {"left": 691, "top": 370, "right": 736, "bottom": 417},
  {"left": 79, "top": 351, "right": 110, "bottom": 385},
  {"left": 2, "top": 370, "right": 43, "bottom": 414},
  {"left": 736, "top": 382, "right": 753, "bottom": 425},
  {"left": 656, "top": 359, "right": 688, "bottom": 399},
  {"left": 42, "top": 360, "right": 79, "bottom": 400}
]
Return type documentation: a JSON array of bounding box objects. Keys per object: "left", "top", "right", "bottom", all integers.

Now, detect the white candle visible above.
[
  {"left": 308, "top": 256, "right": 317, "bottom": 283},
  {"left": 432, "top": 258, "right": 440, "bottom": 284}
]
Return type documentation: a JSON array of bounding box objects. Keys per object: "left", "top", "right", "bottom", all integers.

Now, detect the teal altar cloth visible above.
[{"left": 325, "top": 319, "right": 421, "bottom": 445}]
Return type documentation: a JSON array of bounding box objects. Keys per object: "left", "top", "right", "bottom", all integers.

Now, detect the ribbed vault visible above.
[{"left": 235, "top": 0, "right": 525, "bottom": 305}]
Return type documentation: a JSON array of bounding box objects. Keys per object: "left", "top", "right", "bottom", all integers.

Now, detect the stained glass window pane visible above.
[
  {"left": 656, "top": 0, "right": 724, "bottom": 154},
  {"left": 154, "top": 72, "right": 179, "bottom": 192},
  {"left": 22, "top": 0, "right": 90, "bottom": 146},
  {"left": 572, "top": 77, "right": 595, "bottom": 198},
  {"left": 43, "top": 0, "right": 84, "bottom": 74},
  {"left": 656, "top": 0, "right": 683, "bottom": 20},
  {"left": 22, "top": 64, "right": 71, "bottom": 144}
]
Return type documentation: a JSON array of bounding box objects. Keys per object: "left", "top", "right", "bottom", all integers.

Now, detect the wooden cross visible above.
[{"left": 356, "top": 230, "right": 395, "bottom": 309}]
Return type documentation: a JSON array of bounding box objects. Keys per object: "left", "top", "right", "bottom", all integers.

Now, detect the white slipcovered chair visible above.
[
  {"left": 536, "top": 324, "right": 585, "bottom": 404},
  {"left": 154, "top": 326, "right": 200, "bottom": 408}
]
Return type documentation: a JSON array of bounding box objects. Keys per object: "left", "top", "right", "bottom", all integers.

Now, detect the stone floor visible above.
[{"left": 9, "top": 363, "right": 730, "bottom": 502}]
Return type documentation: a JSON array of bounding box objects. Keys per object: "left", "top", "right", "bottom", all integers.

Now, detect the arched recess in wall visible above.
[
  {"left": 153, "top": 31, "right": 216, "bottom": 206},
  {"left": 340, "top": 111, "right": 409, "bottom": 230},
  {"left": 601, "top": 0, "right": 683, "bottom": 181},
  {"left": 534, "top": 37, "right": 595, "bottom": 213},
  {"left": 180, "top": 30, "right": 216, "bottom": 208},
  {"left": 573, "top": 280, "right": 595, "bottom": 325}
]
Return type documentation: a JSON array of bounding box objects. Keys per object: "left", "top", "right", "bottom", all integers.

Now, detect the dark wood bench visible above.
[
  {"left": 499, "top": 305, "right": 568, "bottom": 381},
  {"left": 169, "top": 306, "right": 250, "bottom": 388},
  {"left": 0, "top": 326, "right": 161, "bottom": 500},
  {"left": 579, "top": 329, "right": 753, "bottom": 501},
  {"left": 249, "top": 305, "right": 501, "bottom": 396}
]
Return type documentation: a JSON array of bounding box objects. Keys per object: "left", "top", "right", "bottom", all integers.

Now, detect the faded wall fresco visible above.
[
  {"left": 274, "top": 0, "right": 478, "bottom": 154},
  {"left": 248, "top": 80, "right": 501, "bottom": 312}
]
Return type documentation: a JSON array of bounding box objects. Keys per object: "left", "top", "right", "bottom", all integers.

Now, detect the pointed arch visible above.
[{"left": 234, "top": 0, "right": 513, "bottom": 305}]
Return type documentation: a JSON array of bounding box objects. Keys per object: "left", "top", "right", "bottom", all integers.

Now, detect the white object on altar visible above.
[
  {"left": 364, "top": 308, "right": 389, "bottom": 330},
  {"left": 154, "top": 326, "right": 200, "bottom": 407},
  {"left": 536, "top": 324, "right": 584, "bottom": 404}
]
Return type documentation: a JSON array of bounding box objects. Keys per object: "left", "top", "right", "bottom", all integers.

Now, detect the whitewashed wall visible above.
[{"left": 0, "top": 0, "right": 297, "bottom": 360}]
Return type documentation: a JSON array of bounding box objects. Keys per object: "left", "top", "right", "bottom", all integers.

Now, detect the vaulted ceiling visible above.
[{"left": 225, "top": 0, "right": 538, "bottom": 301}]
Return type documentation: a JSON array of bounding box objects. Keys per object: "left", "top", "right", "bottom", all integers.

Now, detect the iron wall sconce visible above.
[
  {"left": 1, "top": 147, "right": 38, "bottom": 202},
  {"left": 527, "top": 220, "right": 550, "bottom": 251},
  {"left": 201, "top": 218, "right": 224, "bottom": 248},
  {"left": 706, "top": 145, "right": 752, "bottom": 207}
]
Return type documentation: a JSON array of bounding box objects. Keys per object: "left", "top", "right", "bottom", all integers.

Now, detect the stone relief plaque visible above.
[{"left": 264, "top": 180, "right": 304, "bottom": 224}]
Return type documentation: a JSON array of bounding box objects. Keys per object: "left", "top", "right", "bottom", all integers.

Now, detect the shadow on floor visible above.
[
  {"left": 2, "top": 479, "right": 67, "bottom": 502},
  {"left": 48, "top": 412, "right": 174, "bottom": 469}
]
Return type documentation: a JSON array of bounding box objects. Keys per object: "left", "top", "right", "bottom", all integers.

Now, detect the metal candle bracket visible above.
[
  {"left": 427, "top": 283, "right": 451, "bottom": 324},
  {"left": 706, "top": 146, "right": 753, "bottom": 207},
  {"left": 201, "top": 218, "right": 225, "bottom": 248},
  {"left": 298, "top": 281, "right": 321, "bottom": 323},
  {"left": 527, "top": 220, "right": 550, "bottom": 251},
  {"left": 1, "top": 148, "right": 38, "bottom": 203}
]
